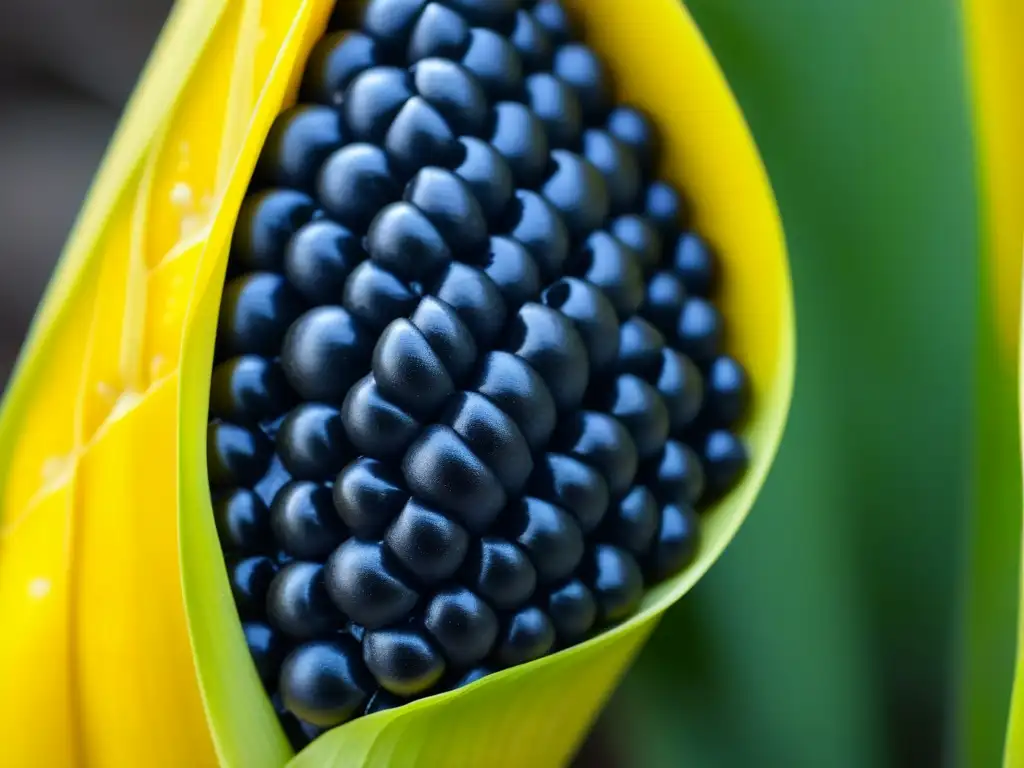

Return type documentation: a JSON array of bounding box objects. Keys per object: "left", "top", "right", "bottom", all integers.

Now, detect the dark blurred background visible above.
[{"left": 0, "top": 1, "right": 986, "bottom": 767}]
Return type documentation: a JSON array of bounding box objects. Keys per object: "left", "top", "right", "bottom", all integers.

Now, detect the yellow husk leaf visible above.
[{"left": 0, "top": 1, "right": 793, "bottom": 766}]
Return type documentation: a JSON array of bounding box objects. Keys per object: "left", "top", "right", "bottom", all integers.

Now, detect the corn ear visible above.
[{"left": 0, "top": 1, "right": 793, "bottom": 766}]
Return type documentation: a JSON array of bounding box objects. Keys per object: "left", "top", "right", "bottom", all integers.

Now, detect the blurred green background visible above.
[{"left": 602, "top": 1, "right": 1009, "bottom": 766}]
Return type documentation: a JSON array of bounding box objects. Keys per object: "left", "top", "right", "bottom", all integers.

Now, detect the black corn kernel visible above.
[
  {"left": 267, "top": 561, "right": 346, "bottom": 639},
  {"left": 495, "top": 606, "right": 555, "bottom": 667},
  {"left": 208, "top": 421, "right": 273, "bottom": 489},
  {"left": 281, "top": 306, "right": 373, "bottom": 403},
  {"left": 385, "top": 498, "right": 470, "bottom": 583},
  {"left": 325, "top": 539, "right": 419, "bottom": 629},
  {"left": 210, "top": 0, "right": 755, "bottom": 740},
  {"left": 231, "top": 190, "right": 317, "bottom": 272},
  {"left": 279, "top": 637, "right": 374, "bottom": 727},
  {"left": 228, "top": 555, "right": 278, "bottom": 619},
  {"left": 283, "top": 219, "right": 364, "bottom": 306},
  {"left": 362, "top": 627, "right": 447, "bottom": 696},
  {"left": 408, "top": 4, "right": 471, "bottom": 63},
  {"left": 302, "top": 31, "right": 380, "bottom": 105},
  {"left": 546, "top": 578, "right": 597, "bottom": 644},
  {"left": 214, "top": 488, "right": 275, "bottom": 553}
]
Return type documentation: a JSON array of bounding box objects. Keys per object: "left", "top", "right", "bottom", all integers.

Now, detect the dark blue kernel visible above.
[
  {"left": 606, "top": 106, "right": 660, "bottom": 179},
  {"left": 411, "top": 58, "right": 490, "bottom": 137},
  {"left": 283, "top": 219, "right": 365, "bottom": 306},
  {"left": 528, "top": 452, "right": 609, "bottom": 534},
  {"left": 231, "top": 189, "right": 317, "bottom": 272},
  {"left": 385, "top": 97, "right": 464, "bottom": 178},
  {"left": 583, "top": 544, "right": 644, "bottom": 624},
  {"left": 217, "top": 272, "right": 304, "bottom": 359},
  {"left": 526, "top": 72, "right": 583, "bottom": 150},
  {"left": 276, "top": 403, "right": 351, "bottom": 481},
  {"left": 372, "top": 318, "right": 456, "bottom": 420},
  {"left": 541, "top": 277, "right": 619, "bottom": 374},
  {"left": 504, "top": 497, "right": 584, "bottom": 585},
  {"left": 302, "top": 31, "right": 379, "bottom": 105},
  {"left": 601, "top": 485, "right": 659, "bottom": 557},
  {"left": 641, "top": 270, "right": 687, "bottom": 334},
  {"left": 671, "top": 232, "right": 718, "bottom": 297},
  {"left": 341, "top": 375, "right": 422, "bottom": 460},
  {"left": 279, "top": 637, "right": 373, "bottom": 728},
  {"left": 257, "top": 106, "right": 346, "bottom": 192},
  {"left": 595, "top": 373, "right": 669, "bottom": 460},
  {"left": 362, "top": 627, "right": 447, "bottom": 696},
  {"left": 441, "top": 391, "right": 534, "bottom": 495},
  {"left": 676, "top": 297, "right": 723, "bottom": 363},
  {"left": 424, "top": 586, "right": 499, "bottom": 667},
  {"left": 385, "top": 499, "right": 470, "bottom": 583},
  {"left": 541, "top": 150, "right": 609, "bottom": 242},
  {"left": 611, "top": 214, "right": 662, "bottom": 276},
  {"left": 494, "top": 605, "right": 555, "bottom": 667},
  {"left": 342, "top": 261, "right": 420, "bottom": 332},
  {"left": 616, "top": 316, "right": 666, "bottom": 380},
  {"left": 267, "top": 561, "right": 346, "bottom": 639},
  {"left": 552, "top": 43, "right": 611, "bottom": 123},
  {"left": 325, "top": 539, "right": 420, "bottom": 629},
  {"left": 242, "top": 621, "right": 287, "bottom": 688},
  {"left": 484, "top": 236, "right": 542, "bottom": 309},
  {"left": 455, "top": 138, "right": 516, "bottom": 225},
  {"left": 572, "top": 230, "right": 645, "bottom": 319},
  {"left": 646, "top": 502, "right": 700, "bottom": 581},
  {"left": 210, "top": 355, "right": 293, "bottom": 426},
  {"left": 208, "top": 421, "right": 273, "bottom": 489},
  {"left": 704, "top": 356, "right": 750, "bottom": 427},
  {"left": 464, "top": 537, "right": 538, "bottom": 611},
  {"left": 644, "top": 439, "right": 705, "bottom": 506},
  {"left": 490, "top": 102, "right": 550, "bottom": 189},
  {"left": 507, "top": 302, "right": 590, "bottom": 412},
  {"left": 644, "top": 180, "right": 691, "bottom": 237},
  {"left": 410, "top": 296, "right": 479, "bottom": 384},
  {"left": 505, "top": 189, "right": 569, "bottom": 280},
  {"left": 227, "top": 555, "right": 278, "bottom": 619},
  {"left": 342, "top": 66, "right": 416, "bottom": 143},
  {"left": 582, "top": 129, "right": 641, "bottom": 214},
  {"left": 546, "top": 578, "right": 597, "bottom": 645},
  {"left": 429, "top": 262, "right": 508, "bottom": 347},
  {"left": 657, "top": 348, "right": 704, "bottom": 432},
  {"left": 317, "top": 143, "right": 401, "bottom": 233},
  {"left": 701, "top": 429, "right": 748, "bottom": 497},
  {"left": 402, "top": 425, "right": 508, "bottom": 533},
  {"left": 270, "top": 481, "right": 348, "bottom": 560},
  {"left": 407, "top": 3, "right": 471, "bottom": 63},
  {"left": 471, "top": 351, "right": 557, "bottom": 450},
  {"left": 214, "top": 487, "right": 275, "bottom": 553},
  {"left": 530, "top": 0, "right": 576, "bottom": 45},
  {"left": 461, "top": 27, "right": 524, "bottom": 102},
  {"left": 367, "top": 202, "right": 453, "bottom": 283},
  {"left": 405, "top": 167, "right": 490, "bottom": 259},
  {"left": 281, "top": 306, "right": 374, "bottom": 403},
  {"left": 362, "top": 0, "right": 430, "bottom": 57},
  {"left": 333, "top": 457, "right": 410, "bottom": 538},
  {"left": 510, "top": 9, "right": 554, "bottom": 72},
  {"left": 554, "top": 410, "right": 639, "bottom": 497}
]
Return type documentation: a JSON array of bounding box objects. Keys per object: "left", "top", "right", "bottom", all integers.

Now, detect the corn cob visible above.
[{"left": 0, "top": 0, "right": 793, "bottom": 765}]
